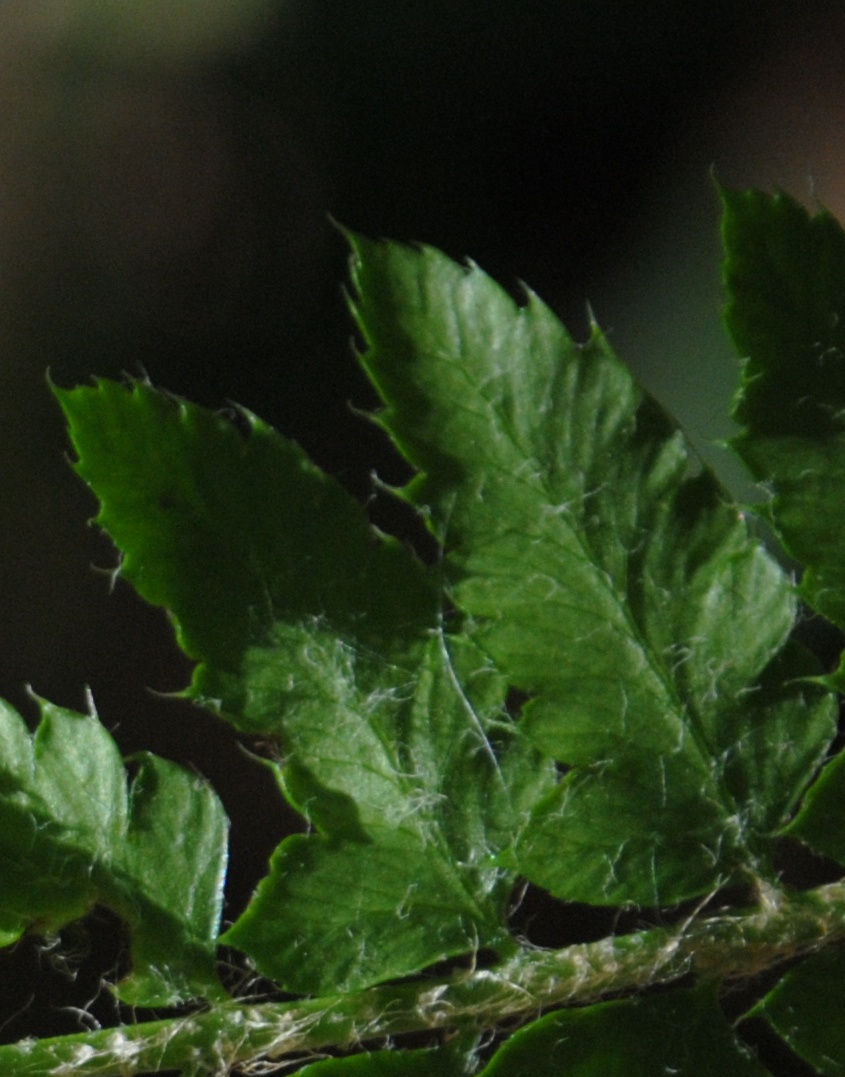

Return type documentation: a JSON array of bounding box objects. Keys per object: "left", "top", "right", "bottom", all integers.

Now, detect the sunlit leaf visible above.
[
  {"left": 56, "top": 379, "right": 553, "bottom": 994},
  {"left": 346, "top": 231, "right": 836, "bottom": 905}
]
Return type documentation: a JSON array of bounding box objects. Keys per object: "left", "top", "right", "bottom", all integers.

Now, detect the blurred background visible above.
[{"left": 0, "top": 0, "right": 843, "bottom": 1049}]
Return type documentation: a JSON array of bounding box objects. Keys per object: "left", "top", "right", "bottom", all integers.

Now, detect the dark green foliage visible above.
[{"left": 0, "top": 188, "right": 844, "bottom": 1074}]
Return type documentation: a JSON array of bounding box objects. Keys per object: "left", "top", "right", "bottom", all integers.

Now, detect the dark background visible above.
[{"left": 0, "top": 2, "right": 842, "bottom": 1062}]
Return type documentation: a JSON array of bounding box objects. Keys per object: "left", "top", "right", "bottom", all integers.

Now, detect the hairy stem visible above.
[{"left": 5, "top": 879, "right": 845, "bottom": 1076}]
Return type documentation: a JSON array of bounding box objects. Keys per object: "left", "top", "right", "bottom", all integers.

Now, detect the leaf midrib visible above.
[{"left": 453, "top": 369, "right": 743, "bottom": 833}]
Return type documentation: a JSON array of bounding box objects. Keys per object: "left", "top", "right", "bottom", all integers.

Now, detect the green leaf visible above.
[
  {"left": 753, "top": 945, "right": 845, "bottom": 1076},
  {"left": 722, "top": 186, "right": 845, "bottom": 632},
  {"left": 783, "top": 747, "right": 845, "bottom": 865},
  {"left": 298, "top": 1045, "right": 469, "bottom": 1076},
  {"left": 56, "top": 379, "right": 554, "bottom": 994},
  {"left": 478, "top": 985, "right": 770, "bottom": 1076},
  {"left": 54, "top": 218, "right": 841, "bottom": 1006},
  {"left": 346, "top": 231, "right": 836, "bottom": 905},
  {"left": 219, "top": 629, "right": 553, "bottom": 992},
  {"left": 20, "top": 189, "right": 845, "bottom": 1075},
  {"left": 54, "top": 378, "right": 436, "bottom": 684},
  {"left": 0, "top": 694, "right": 227, "bottom": 1006}
]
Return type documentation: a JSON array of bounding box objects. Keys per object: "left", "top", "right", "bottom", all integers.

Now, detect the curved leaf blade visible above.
[
  {"left": 722, "top": 186, "right": 845, "bottom": 632},
  {"left": 222, "top": 631, "right": 551, "bottom": 993},
  {"left": 57, "top": 379, "right": 553, "bottom": 993},
  {"left": 0, "top": 696, "right": 227, "bottom": 1007},
  {"left": 346, "top": 232, "right": 835, "bottom": 905},
  {"left": 753, "top": 945, "right": 845, "bottom": 1076},
  {"left": 54, "top": 378, "right": 436, "bottom": 696},
  {"left": 783, "top": 747, "right": 845, "bottom": 866},
  {"left": 479, "top": 985, "right": 770, "bottom": 1076}
]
